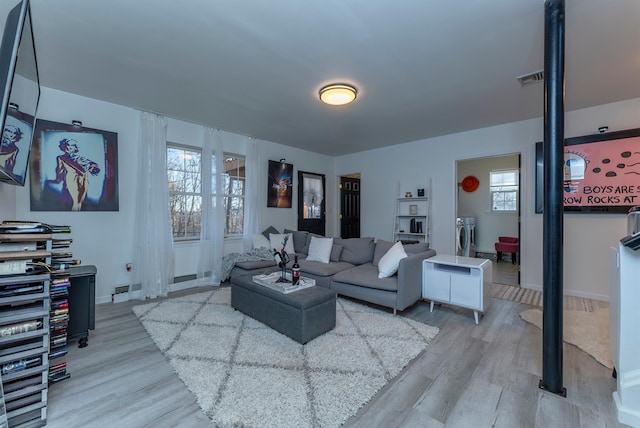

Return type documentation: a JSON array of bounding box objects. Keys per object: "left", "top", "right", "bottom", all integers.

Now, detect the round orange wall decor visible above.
[{"left": 461, "top": 175, "right": 479, "bottom": 192}]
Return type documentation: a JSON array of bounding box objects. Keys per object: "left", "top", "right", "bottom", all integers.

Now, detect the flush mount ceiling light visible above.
[{"left": 319, "top": 84, "right": 357, "bottom": 106}]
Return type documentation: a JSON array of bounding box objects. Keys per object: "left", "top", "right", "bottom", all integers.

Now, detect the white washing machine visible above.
[{"left": 456, "top": 217, "right": 476, "bottom": 257}]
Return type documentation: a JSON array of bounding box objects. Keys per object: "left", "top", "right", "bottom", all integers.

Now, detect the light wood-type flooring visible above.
[{"left": 44, "top": 285, "right": 626, "bottom": 428}]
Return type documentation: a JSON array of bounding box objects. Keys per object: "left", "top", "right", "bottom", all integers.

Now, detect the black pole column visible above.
[{"left": 540, "top": 0, "right": 566, "bottom": 397}]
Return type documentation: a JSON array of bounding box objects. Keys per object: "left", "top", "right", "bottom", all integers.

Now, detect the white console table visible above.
[{"left": 422, "top": 255, "right": 492, "bottom": 324}]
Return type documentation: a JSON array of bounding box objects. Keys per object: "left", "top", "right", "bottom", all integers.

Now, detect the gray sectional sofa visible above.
[{"left": 230, "top": 229, "right": 436, "bottom": 314}]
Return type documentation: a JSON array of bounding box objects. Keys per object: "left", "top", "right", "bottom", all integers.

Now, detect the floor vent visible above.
[{"left": 517, "top": 70, "right": 544, "bottom": 86}]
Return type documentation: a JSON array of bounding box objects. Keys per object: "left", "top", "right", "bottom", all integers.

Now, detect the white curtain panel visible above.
[
  {"left": 242, "top": 137, "right": 262, "bottom": 252},
  {"left": 133, "top": 112, "right": 175, "bottom": 299},
  {"left": 197, "top": 127, "right": 225, "bottom": 285}
]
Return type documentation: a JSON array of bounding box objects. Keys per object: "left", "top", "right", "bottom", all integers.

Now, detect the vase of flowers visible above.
[{"left": 273, "top": 235, "right": 291, "bottom": 283}]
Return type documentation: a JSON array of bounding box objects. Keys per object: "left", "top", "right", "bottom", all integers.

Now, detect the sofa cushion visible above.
[
  {"left": 377, "top": 241, "right": 408, "bottom": 278},
  {"left": 332, "top": 264, "right": 398, "bottom": 292},
  {"left": 298, "top": 259, "right": 355, "bottom": 277},
  {"left": 306, "top": 237, "right": 333, "bottom": 263},
  {"left": 373, "top": 239, "right": 395, "bottom": 266},
  {"left": 330, "top": 244, "right": 343, "bottom": 262},
  {"left": 234, "top": 259, "right": 276, "bottom": 270},
  {"left": 269, "top": 233, "right": 295, "bottom": 254},
  {"left": 262, "top": 225, "right": 279, "bottom": 239},
  {"left": 284, "top": 229, "right": 309, "bottom": 253},
  {"left": 334, "top": 237, "right": 375, "bottom": 265},
  {"left": 404, "top": 242, "right": 430, "bottom": 254}
]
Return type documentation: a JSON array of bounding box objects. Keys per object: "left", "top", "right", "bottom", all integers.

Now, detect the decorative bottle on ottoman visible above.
[{"left": 292, "top": 255, "right": 300, "bottom": 285}]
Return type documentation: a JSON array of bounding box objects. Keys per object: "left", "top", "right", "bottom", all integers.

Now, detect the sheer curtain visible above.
[
  {"left": 243, "top": 137, "right": 262, "bottom": 252},
  {"left": 133, "top": 112, "right": 174, "bottom": 299},
  {"left": 197, "top": 127, "right": 225, "bottom": 285}
]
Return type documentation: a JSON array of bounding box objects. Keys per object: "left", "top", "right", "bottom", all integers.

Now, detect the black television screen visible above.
[
  {"left": 0, "top": 0, "right": 40, "bottom": 186},
  {"left": 535, "top": 127, "right": 640, "bottom": 214}
]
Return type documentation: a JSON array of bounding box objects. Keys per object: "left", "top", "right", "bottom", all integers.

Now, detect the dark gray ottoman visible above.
[{"left": 230, "top": 275, "right": 337, "bottom": 344}]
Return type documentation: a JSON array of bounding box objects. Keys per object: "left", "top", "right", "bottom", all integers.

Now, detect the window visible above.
[
  {"left": 490, "top": 169, "right": 518, "bottom": 212},
  {"left": 167, "top": 144, "right": 245, "bottom": 240},
  {"left": 221, "top": 155, "right": 245, "bottom": 236},
  {"left": 168, "top": 145, "right": 202, "bottom": 240}
]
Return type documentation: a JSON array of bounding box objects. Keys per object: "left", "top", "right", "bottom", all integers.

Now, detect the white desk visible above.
[{"left": 422, "top": 255, "right": 492, "bottom": 324}]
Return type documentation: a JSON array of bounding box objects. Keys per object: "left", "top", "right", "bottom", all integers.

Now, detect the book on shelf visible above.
[
  {"left": 0, "top": 320, "right": 43, "bottom": 337},
  {"left": 49, "top": 349, "right": 67, "bottom": 360},
  {"left": 0, "top": 284, "right": 44, "bottom": 297},
  {"left": 1, "top": 221, "right": 71, "bottom": 234}
]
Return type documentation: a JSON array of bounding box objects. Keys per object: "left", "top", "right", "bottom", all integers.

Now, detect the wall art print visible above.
[
  {"left": 30, "top": 119, "right": 119, "bottom": 211},
  {"left": 267, "top": 160, "right": 293, "bottom": 208}
]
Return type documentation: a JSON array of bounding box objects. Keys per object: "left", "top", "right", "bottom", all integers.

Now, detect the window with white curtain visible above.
[
  {"left": 490, "top": 169, "right": 518, "bottom": 212},
  {"left": 167, "top": 144, "right": 245, "bottom": 240}
]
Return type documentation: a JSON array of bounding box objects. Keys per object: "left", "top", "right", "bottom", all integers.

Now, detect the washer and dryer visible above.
[{"left": 456, "top": 217, "right": 476, "bottom": 257}]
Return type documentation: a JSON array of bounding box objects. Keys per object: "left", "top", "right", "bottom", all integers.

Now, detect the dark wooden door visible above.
[
  {"left": 297, "top": 171, "right": 326, "bottom": 236},
  {"left": 340, "top": 176, "right": 360, "bottom": 238}
]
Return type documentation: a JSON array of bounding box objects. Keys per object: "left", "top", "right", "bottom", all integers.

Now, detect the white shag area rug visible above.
[
  {"left": 132, "top": 288, "right": 439, "bottom": 428},
  {"left": 519, "top": 308, "right": 612, "bottom": 369}
]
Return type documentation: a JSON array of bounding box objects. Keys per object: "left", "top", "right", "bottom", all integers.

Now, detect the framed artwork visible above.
[
  {"left": 30, "top": 119, "right": 119, "bottom": 211},
  {"left": 1, "top": 109, "right": 34, "bottom": 186},
  {"left": 267, "top": 160, "right": 293, "bottom": 208},
  {"left": 535, "top": 127, "right": 640, "bottom": 213}
]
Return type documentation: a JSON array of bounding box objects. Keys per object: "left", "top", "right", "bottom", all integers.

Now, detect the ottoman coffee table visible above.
[{"left": 230, "top": 273, "right": 337, "bottom": 344}]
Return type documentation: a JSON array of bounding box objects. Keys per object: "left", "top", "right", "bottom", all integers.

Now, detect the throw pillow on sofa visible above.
[
  {"left": 330, "top": 244, "right": 343, "bottom": 262},
  {"left": 262, "top": 225, "right": 279, "bottom": 239},
  {"left": 252, "top": 234, "right": 270, "bottom": 249},
  {"left": 269, "top": 233, "right": 295, "bottom": 254},
  {"left": 378, "top": 241, "right": 408, "bottom": 278},
  {"left": 306, "top": 237, "right": 334, "bottom": 263}
]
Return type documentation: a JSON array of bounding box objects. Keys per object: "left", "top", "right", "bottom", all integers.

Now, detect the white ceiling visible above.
[{"left": 26, "top": 0, "right": 640, "bottom": 156}]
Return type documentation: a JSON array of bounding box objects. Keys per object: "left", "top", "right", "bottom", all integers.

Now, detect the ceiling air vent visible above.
[{"left": 516, "top": 70, "right": 544, "bottom": 87}]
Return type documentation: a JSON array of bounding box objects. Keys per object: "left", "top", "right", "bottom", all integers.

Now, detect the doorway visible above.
[
  {"left": 298, "top": 171, "right": 326, "bottom": 236},
  {"left": 456, "top": 154, "right": 521, "bottom": 286},
  {"left": 340, "top": 174, "right": 361, "bottom": 238}
]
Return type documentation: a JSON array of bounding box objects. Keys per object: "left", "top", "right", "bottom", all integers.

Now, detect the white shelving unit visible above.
[
  {"left": 393, "top": 180, "right": 431, "bottom": 245},
  {"left": 0, "top": 233, "right": 52, "bottom": 428}
]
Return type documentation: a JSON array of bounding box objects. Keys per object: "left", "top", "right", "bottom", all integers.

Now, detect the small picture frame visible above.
[
  {"left": 417, "top": 188, "right": 425, "bottom": 197},
  {"left": 409, "top": 204, "right": 418, "bottom": 215}
]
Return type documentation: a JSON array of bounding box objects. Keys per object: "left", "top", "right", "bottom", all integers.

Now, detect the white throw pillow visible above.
[
  {"left": 269, "top": 233, "right": 295, "bottom": 254},
  {"left": 306, "top": 237, "right": 334, "bottom": 263},
  {"left": 378, "top": 241, "right": 408, "bottom": 278},
  {"left": 252, "top": 234, "right": 270, "bottom": 249}
]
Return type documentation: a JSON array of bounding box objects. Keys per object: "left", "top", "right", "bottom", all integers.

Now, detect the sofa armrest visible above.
[{"left": 396, "top": 249, "right": 437, "bottom": 311}]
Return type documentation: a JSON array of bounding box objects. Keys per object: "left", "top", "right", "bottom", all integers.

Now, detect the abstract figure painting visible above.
[
  {"left": 267, "top": 160, "right": 293, "bottom": 208},
  {"left": 30, "top": 119, "right": 119, "bottom": 211}
]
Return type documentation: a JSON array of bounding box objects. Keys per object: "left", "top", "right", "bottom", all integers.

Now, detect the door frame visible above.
[{"left": 455, "top": 152, "right": 522, "bottom": 284}]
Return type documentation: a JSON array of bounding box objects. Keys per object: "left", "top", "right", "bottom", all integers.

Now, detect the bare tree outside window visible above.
[
  {"left": 167, "top": 145, "right": 245, "bottom": 240},
  {"left": 167, "top": 145, "right": 202, "bottom": 239}
]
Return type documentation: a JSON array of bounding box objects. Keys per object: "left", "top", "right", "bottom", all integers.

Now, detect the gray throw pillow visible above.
[
  {"left": 284, "top": 229, "right": 309, "bottom": 254},
  {"left": 404, "top": 242, "right": 430, "bottom": 254},
  {"left": 373, "top": 239, "right": 395, "bottom": 266},
  {"left": 330, "top": 244, "right": 343, "bottom": 262},
  {"left": 261, "top": 226, "right": 279, "bottom": 239},
  {"left": 333, "top": 237, "right": 375, "bottom": 265}
]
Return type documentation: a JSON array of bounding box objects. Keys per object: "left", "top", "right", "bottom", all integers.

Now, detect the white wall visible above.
[
  {"left": 8, "top": 88, "right": 335, "bottom": 303},
  {"left": 457, "top": 154, "right": 520, "bottom": 254},
  {"left": 335, "top": 97, "right": 640, "bottom": 301}
]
